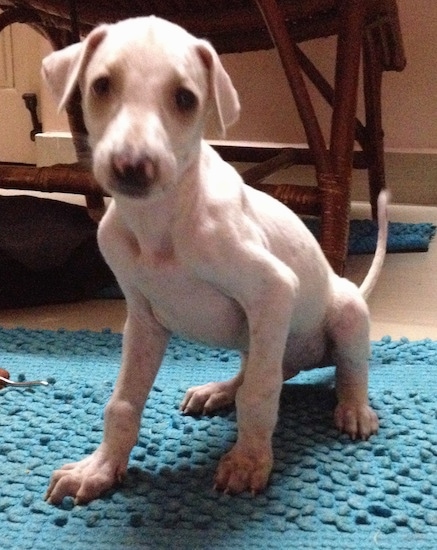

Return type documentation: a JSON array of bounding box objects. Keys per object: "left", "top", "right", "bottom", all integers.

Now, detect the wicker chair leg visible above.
[
  {"left": 363, "top": 27, "right": 386, "bottom": 220},
  {"left": 255, "top": 0, "right": 331, "bottom": 177},
  {"left": 255, "top": 0, "right": 367, "bottom": 274},
  {"left": 65, "top": 89, "right": 105, "bottom": 219},
  {"left": 321, "top": 0, "right": 366, "bottom": 274}
]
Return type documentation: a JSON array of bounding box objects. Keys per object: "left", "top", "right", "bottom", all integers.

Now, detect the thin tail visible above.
[{"left": 359, "top": 190, "right": 390, "bottom": 300}]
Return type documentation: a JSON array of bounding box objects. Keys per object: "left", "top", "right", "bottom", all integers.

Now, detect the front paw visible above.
[
  {"left": 214, "top": 445, "right": 273, "bottom": 495},
  {"left": 334, "top": 402, "right": 379, "bottom": 440},
  {"left": 45, "top": 446, "right": 127, "bottom": 505}
]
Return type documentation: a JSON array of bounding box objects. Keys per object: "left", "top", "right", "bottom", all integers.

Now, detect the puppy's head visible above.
[{"left": 42, "top": 16, "right": 240, "bottom": 199}]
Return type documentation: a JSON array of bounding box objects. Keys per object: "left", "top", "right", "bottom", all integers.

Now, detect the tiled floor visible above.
[{"left": 0, "top": 201, "right": 436, "bottom": 341}]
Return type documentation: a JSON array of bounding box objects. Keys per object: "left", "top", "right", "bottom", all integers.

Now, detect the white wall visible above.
[
  {"left": 217, "top": 0, "right": 436, "bottom": 152},
  {"left": 0, "top": 22, "right": 42, "bottom": 163},
  {"left": 38, "top": 0, "right": 437, "bottom": 205},
  {"left": 41, "top": 1, "right": 437, "bottom": 151}
]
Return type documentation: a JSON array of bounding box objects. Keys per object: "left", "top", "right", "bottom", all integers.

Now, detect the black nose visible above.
[{"left": 111, "top": 154, "right": 156, "bottom": 197}]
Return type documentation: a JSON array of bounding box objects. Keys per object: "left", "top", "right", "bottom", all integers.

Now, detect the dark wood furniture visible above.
[{"left": 0, "top": 0, "right": 406, "bottom": 274}]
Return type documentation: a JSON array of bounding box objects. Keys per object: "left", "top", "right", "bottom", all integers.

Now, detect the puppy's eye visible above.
[
  {"left": 92, "top": 76, "right": 111, "bottom": 97},
  {"left": 175, "top": 87, "right": 197, "bottom": 112}
]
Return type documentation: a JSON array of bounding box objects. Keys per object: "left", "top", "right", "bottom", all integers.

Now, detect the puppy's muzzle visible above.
[{"left": 110, "top": 153, "right": 157, "bottom": 197}]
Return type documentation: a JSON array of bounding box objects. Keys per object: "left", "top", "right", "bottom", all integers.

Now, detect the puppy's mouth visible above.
[
  {"left": 110, "top": 177, "right": 152, "bottom": 198},
  {"left": 108, "top": 155, "right": 157, "bottom": 198}
]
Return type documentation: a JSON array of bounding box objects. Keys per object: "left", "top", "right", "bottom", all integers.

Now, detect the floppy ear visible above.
[
  {"left": 41, "top": 26, "right": 108, "bottom": 112},
  {"left": 196, "top": 40, "right": 240, "bottom": 136}
]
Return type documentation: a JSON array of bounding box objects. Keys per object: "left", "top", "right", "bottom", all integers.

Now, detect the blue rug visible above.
[
  {"left": 303, "top": 218, "right": 436, "bottom": 254},
  {"left": 1, "top": 328, "right": 436, "bottom": 549}
]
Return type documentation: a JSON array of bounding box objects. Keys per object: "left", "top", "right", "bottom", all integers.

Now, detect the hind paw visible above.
[{"left": 334, "top": 402, "right": 379, "bottom": 440}]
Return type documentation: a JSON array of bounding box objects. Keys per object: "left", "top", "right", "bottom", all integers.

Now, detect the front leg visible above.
[
  {"left": 213, "top": 353, "right": 280, "bottom": 494},
  {"left": 46, "top": 305, "right": 169, "bottom": 505},
  {"left": 212, "top": 254, "right": 298, "bottom": 494}
]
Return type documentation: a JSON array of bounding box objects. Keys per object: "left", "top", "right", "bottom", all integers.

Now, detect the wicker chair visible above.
[{"left": 0, "top": 0, "right": 405, "bottom": 274}]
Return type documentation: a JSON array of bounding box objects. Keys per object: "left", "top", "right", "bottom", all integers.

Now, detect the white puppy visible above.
[{"left": 42, "top": 16, "right": 387, "bottom": 505}]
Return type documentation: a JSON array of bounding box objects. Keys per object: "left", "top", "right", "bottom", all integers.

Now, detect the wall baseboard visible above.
[
  {"left": 35, "top": 133, "right": 437, "bottom": 206},
  {"left": 35, "top": 132, "right": 77, "bottom": 167}
]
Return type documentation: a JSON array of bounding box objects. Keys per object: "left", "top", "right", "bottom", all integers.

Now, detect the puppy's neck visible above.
[{"left": 112, "top": 191, "right": 175, "bottom": 249}]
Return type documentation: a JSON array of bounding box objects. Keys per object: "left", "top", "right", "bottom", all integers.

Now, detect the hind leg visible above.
[{"left": 328, "top": 279, "right": 378, "bottom": 440}]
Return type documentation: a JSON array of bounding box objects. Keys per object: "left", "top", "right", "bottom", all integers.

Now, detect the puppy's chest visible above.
[
  {"left": 132, "top": 251, "right": 247, "bottom": 348},
  {"left": 100, "top": 214, "right": 247, "bottom": 347}
]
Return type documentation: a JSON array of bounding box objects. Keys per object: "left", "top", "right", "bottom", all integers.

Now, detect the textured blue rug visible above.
[
  {"left": 1, "top": 328, "right": 436, "bottom": 549},
  {"left": 304, "top": 218, "right": 436, "bottom": 254}
]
